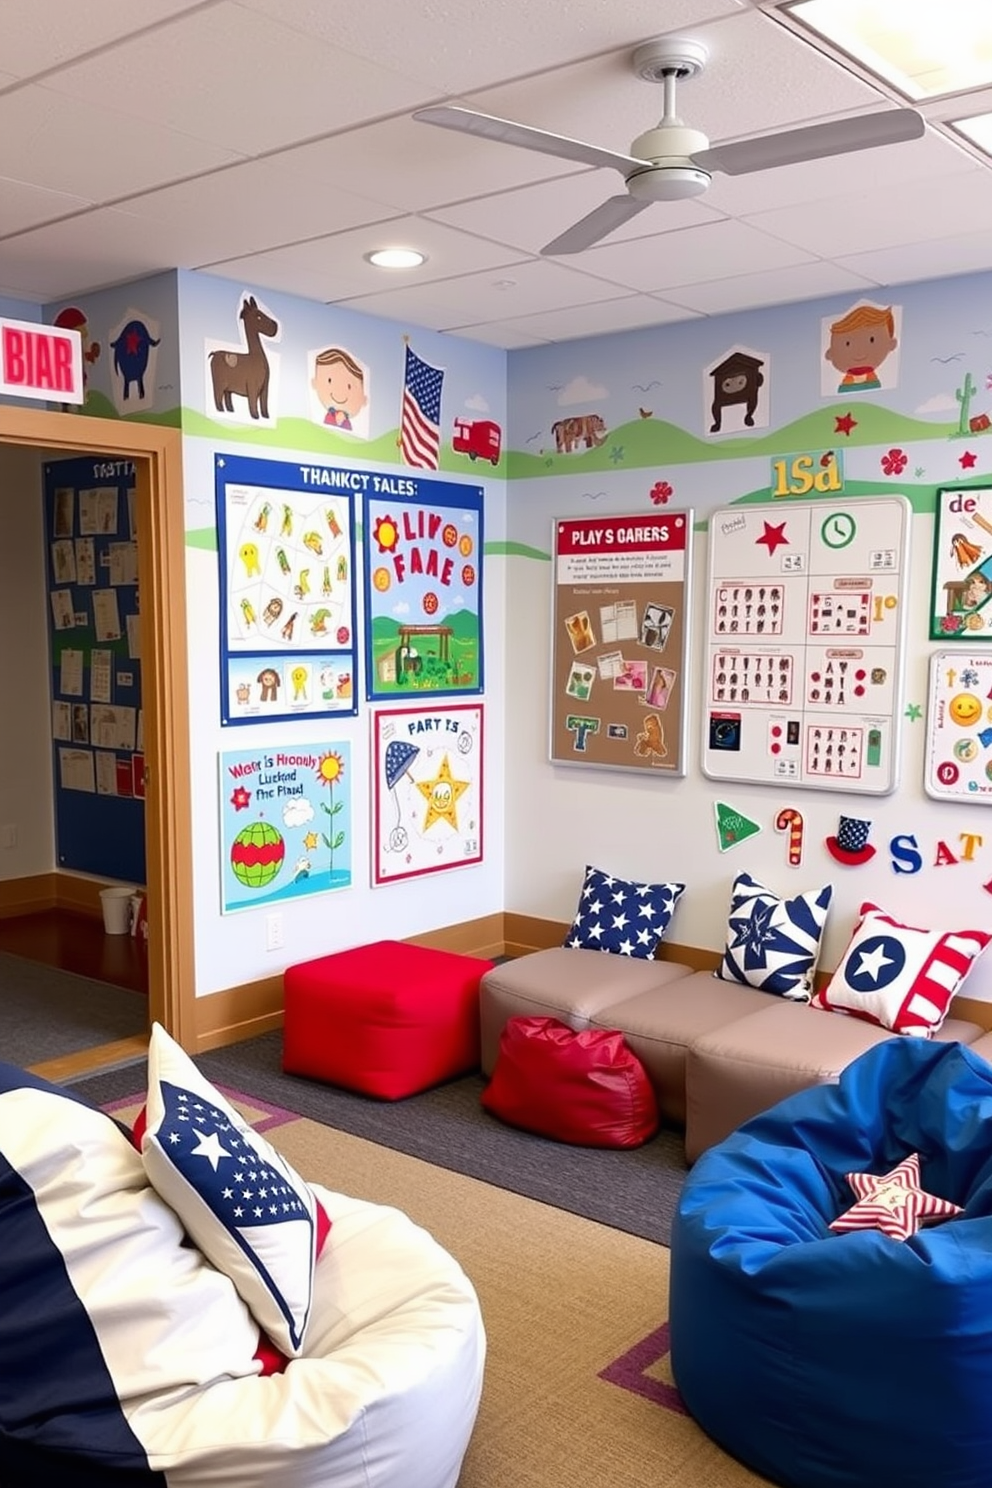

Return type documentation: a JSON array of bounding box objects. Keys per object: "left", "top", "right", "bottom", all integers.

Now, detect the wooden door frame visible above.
[{"left": 0, "top": 406, "right": 194, "bottom": 1048}]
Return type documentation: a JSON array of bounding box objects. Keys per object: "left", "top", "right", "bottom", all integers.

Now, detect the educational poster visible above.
[
  {"left": 362, "top": 476, "right": 484, "bottom": 700},
  {"left": 929, "top": 484, "right": 992, "bottom": 640},
  {"left": 550, "top": 512, "right": 693, "bottom": 775},
  {"left": 219, "top": 742, "right": 352, "bottom": 913},
  {"left": 702, "top": 497, "right": 910, "bottom": 795},
  {"left": 215, "top": 453, "right": 359, "bottom": 725},
  {"left": 371, "top": 704, "right": 483, "bottom": 885},
  {"left": 820, "top": 300, "right": 902, "bottom": 396},
  {"left": 924, "top": 652, "right": 992, "bottom": 801},
  {"left": 43, "top": 456, "right": 145, "bottom": 885}
]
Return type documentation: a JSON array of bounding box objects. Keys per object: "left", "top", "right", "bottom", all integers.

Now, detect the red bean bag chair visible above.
[{"left": 481, "top": 1015, "right": 659, "bottom": 1148}]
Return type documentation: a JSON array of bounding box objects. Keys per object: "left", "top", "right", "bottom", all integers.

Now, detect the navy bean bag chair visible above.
[{"left": 670, "top": 1038, "right": 992, "bottom": 1488}]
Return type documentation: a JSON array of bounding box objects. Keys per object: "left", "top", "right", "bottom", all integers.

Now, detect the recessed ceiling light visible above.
[
  {"left": 365, "top": 248, "right": 426, "bottom": 269},
  {"left": 952, "top": 110, "right": 992, "bottom": 155},
  {"left": 785, "top": 0, "right": 992, "bottom": 100}
]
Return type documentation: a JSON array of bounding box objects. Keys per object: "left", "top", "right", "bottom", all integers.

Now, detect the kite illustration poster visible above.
[
  {"left": 372, "top": 704, "right": 483, "bottom": 885},
  {"left": 220, "top": 742, "right": 352, "bottom": 913},
  {"left": 363, "top": 475, "right": 484, "bottom": 700},
  {"left": 215, "top": 452, "right": 359, "bottom": 726}
]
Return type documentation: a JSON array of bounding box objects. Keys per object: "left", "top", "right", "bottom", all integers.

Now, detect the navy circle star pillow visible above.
[{"left": 564, "top": 865, "right": 685, "bottom": 958}]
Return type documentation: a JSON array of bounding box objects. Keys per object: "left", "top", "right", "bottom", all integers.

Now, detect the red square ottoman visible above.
[{"left": 283, "top": 939, "right": 493, "bottom": 1099}]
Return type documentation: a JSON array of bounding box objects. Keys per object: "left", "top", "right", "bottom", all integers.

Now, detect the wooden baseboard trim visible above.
[{"left": 0, "top": 873, "right": 57, "bottom": 919}]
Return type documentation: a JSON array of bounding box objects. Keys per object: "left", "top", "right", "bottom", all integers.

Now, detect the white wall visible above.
[{"left": 0, "top": 445, "right": 56, "bottom": 879}]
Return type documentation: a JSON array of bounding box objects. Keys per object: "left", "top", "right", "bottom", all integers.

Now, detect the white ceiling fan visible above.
[{"left": 414, "top": 36, "right": 925, "bottom": 255}]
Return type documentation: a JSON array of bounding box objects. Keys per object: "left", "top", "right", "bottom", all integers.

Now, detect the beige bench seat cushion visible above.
[
  {"left": 479, "top": 948, "right": 693, "bottom": 1074},
  {"left": 589, "top": 971, "right": 773, "bottom": 1124},
  {"left": 685, "top": 1001, "right": 985, "bottom": 1163}
]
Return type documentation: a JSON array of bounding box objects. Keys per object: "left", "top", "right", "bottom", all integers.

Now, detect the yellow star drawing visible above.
[
  {"left": 302, "top": 831, "right": 320, "bottom": 850},
  {"left": 416, "top": 753, "right": 470, "bottom": 832}
]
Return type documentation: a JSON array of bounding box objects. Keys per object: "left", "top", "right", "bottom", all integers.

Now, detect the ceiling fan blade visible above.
[
  {"left": 413, "top": 105, "right": 640, "bottom": 176},
  {"left": 693, "top": 107, "right": 925, "bottom": 177},
  {"left": 541, "top": 195, "right": 652, "bottom": 256}
]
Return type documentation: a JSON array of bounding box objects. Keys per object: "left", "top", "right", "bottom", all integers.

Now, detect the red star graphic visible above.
[
  {"left": 756, "top": 520, "right": 789, "bottom": 555},
  {"left": 834, "top": 412, "right": 858, "bottom": 436},
  {"left": 960, "top": 450, "right": 978, "bottom": 470},
  {"left": 230, "top": 785, "right": 252, "bottom": 811}
]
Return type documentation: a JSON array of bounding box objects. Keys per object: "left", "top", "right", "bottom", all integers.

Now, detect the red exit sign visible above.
[{"left": 0, "top": 316, "right": 83, "bottom": 403}]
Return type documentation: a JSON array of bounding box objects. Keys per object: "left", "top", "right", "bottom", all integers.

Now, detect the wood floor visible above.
[{"left": 0, "top": 908, "right": 150, "bottom": 1079}]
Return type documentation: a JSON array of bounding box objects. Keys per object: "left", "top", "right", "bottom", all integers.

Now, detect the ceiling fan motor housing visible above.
[{"left": 627, "top": 123, "right": 712, "bottom": 200}]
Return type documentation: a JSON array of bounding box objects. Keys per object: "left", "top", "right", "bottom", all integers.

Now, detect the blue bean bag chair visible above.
[{"left": 670, "top": 1038, "right": 992, "bottom": 1488}]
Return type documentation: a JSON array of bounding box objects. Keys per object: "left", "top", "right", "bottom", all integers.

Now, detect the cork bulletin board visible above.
[{"left": 550, "top": 511, "right": 693, "bottom": 775}]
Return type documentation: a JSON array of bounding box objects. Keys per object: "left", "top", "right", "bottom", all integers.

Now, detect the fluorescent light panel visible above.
[
  {"left": 952, "top": 111, "right": 992, "bottom": 153},
  {"left": 786, "top": 0, "right": 992, "bottom": 100}
]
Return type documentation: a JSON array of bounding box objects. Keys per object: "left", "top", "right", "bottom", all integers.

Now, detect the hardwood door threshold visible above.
[{"left": 29, "top": 1034, "right": 149, "bottom": 1084}]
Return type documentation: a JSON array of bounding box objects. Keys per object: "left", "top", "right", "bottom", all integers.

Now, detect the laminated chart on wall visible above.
[
  {"left": 924, "top": 651, "right": 992, "bottom": 802},
  {"left": 215, "top": 453, "right": 359, "bottom": 725},
  {"left": 550, "top": 511, "right": 693, "bottom": 776},
  {"left": 701, "top": 498, "right": 910, "bottom": 795}
]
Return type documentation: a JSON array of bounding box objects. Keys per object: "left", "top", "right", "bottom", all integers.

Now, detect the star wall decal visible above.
[
  {"left": 960, "top": 450, "right": 978, "bottom": 470},
  {"left": 905, "top": 703, "right": 922, "bottom": 721},
  {"left": 834, "top": 411, "right": 858, "bottom": 436},
  {"left": 416, "top": 753, "right": 470, "bottom": 832},
  {"left": 756, "top": 520, "right": 789, "bottom": 555}
]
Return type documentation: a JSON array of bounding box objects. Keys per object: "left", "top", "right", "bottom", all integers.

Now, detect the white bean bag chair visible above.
[{"left": 0, "top": 1056, "right": 485, "bottom": 1487}]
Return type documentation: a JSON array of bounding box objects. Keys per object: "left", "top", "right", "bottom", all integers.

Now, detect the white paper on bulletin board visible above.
[
  {"left": 925, "top": 650, "right": 992, "bottom": 801},
  {"left": 701, "top": 496, "right": 910, "bottom": 795}
]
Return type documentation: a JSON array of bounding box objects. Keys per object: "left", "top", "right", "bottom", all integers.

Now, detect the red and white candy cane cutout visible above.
[{"left": 775, "top": 808, "right": 805, "bottom": 866}]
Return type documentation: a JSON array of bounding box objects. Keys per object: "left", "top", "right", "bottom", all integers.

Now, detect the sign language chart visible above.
[
  {"left": 702, "top": 497, "right": 910, "bottom": 794},
  {"left": 925, "top": 651, "right": 992, "bottom": 801}
]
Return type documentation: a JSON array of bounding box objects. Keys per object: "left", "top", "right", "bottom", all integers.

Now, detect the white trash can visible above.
[{"left": 100, "top": 885, "right": 136, "bottom": 935}]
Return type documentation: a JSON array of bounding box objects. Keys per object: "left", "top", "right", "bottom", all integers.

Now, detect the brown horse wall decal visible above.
[{"left": 210, "top": 295, "right": 279, "bottom": 420}]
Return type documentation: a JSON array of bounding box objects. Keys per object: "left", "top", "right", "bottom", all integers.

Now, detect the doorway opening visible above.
[{"left": 0, "top": 405, "right": 193, "bottom": 1079}]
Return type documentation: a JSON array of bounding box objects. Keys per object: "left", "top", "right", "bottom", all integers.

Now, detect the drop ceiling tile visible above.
[
  {"left": 835, "top": 229, "right": 992, "bottom": 286},
  {"left": 0, "top": 1, "right": 208, "bottom": 77},
  {"left": 573, "top": 217, "right": 816, "bottom": 294},
  {"left": 205, "top": 218, "right": 528, "bottom": 302},
  {"left": 703, "top": 128, "right": 976, "bottom": 215},
  {"left": 119, "top": 160, "right": 399, "bottom": 261},
  {"left": 265, "top": 117, "right": 588, "bottom": 217},
  {"left": 0, "top": 85, "right": 239, "bottom": 199},
  {"left": 743, "top": 167, "right": 992, "bottom": 257},
  {"left": 466, "top": 8, "right": 883, "bottom": 170},
  {"left": 663, "top": 260, "right": 878, "bottom": 315},
  {"left": 0, "top": 209, "right": 181, "bottom": 299},
  {"left": 442, "top": 323, "right": 551, "bottom": 350},
  {"left": 238, "top": 0, "right": 747, "bottom": 94},
  {"left": 427, "top": 173, "right": 723, "bottom": 256},
  {"left": 0, "top": 177, "right": 92, "bottom": 237},
  {"left": 38, "top": 2, "right": 434, "bottom": 156},
  {"left": 337, "top": 259, "right": 634, "bottom": 329},
  {"left": 458, "top": 294, "right": 701, "bottom": 344}
]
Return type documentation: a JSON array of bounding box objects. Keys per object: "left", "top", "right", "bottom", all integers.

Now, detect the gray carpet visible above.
[
  {"left": 0, "top": 952, "right": 146, "bottom": 1065},
  {"left": 67, "top": 1029, "right": 690, "bottom": 1246}
]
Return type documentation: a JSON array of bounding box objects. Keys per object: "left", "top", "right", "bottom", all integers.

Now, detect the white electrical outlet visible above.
[{"left": 265, "top": 912, "right": 284, "bottom": 952}]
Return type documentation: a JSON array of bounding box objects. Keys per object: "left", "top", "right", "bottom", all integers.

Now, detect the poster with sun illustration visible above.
[
  {"left": 219, "top": 741, "right": 352, "bottom": 912},
  {"left": 362, "top": 476, "right": 484, "bottom": 702},
  {"left": 372, "top": 704, "right": 483, "bottom": 884}
]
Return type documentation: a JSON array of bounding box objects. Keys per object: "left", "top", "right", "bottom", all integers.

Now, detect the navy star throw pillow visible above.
[
  {"left": 564, "top": 865, "right": 685, "bottom": 958},
  {"left": 716, "top": 871, "right": 833, "bottom": 1000}
]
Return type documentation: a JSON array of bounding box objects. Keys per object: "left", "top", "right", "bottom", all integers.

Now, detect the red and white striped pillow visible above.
[{"left": 812, "top": 902, "right": 991, "bottom": 1036}]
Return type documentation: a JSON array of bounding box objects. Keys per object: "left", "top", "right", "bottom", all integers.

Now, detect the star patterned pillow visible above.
[
  {"left": 137, "top": 1023, "right": 324, "bottom": 1357},
  {"left": 715, "top": 872, "right": 833, "bottom": 1000},
  {"left": 563, "top": 865, "right": 685, "bottom": 958},
  {"left": 829, "top": 1152, "right": 963, "bottom": 1241},
  {"left": 811, "top": 902, "right": 992, "bottom": 1035}
]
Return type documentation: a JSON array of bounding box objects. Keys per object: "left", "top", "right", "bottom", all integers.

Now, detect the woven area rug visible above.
[{"left": 102, "top": 1086, "right": 769, "bottom": 1488}]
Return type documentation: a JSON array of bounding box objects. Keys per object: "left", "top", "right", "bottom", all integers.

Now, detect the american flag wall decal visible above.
[{"left": 399, "top": 342, "right": 444, "bottom": 470}]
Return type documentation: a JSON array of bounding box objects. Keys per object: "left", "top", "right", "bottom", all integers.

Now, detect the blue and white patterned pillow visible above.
[
  {"left": 564, "top": 865, "right": 685, "bottom": 958},
  {"left": 716, "top": 872, "right": 833, "bottom": 1000}
]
